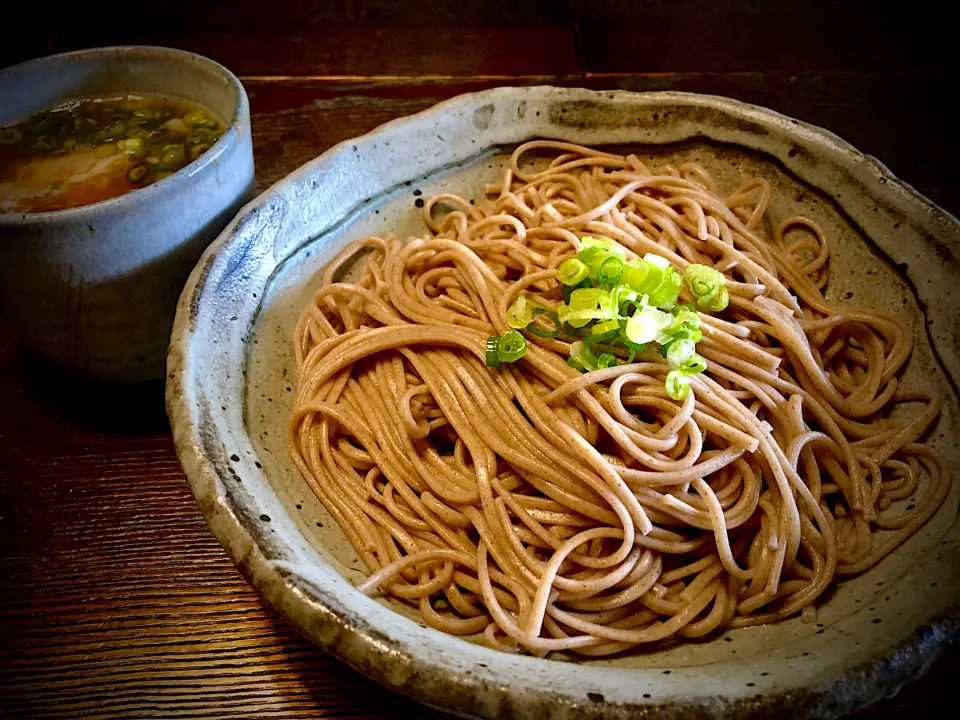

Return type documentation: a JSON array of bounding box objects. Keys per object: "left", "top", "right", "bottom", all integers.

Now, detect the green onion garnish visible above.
[
  {"left": 665, "top": 338, "right": 696, "bottom": 365},
  {"left": 486, "top": 330, "right": 528, "bottom": 368},
  {"left": 497, "top": 330, "right": 527, "bottom": 362},
  {"left": 577, "top": 236, "right": 626, "bottom": 281},
  {"left": 625, "top": 307, "right": 672, "bottom": 345},
  {"left": 526, "top": 308, "right": 561, "bottom": 338},
  {"left": 126, "top": 162, "right": 150, "bottom": 185},
  {"left": 685, "top": 264, "right": 730, "bottom": 312},
  {"left": 561, "top": 321, "right": 589, "bottom": 339},
  {"left": 558, "top": 258, "right": 589, "bottom": 286},
  {"left": 31, "top": 135, "right": 58, "bottom": 153},
  {"left": 596, "top": 353, "right": 618, "bottom": 369},
  {"left": 558, "top": 287, "right": 614, "bottom": 328},
  {"left": 591, "top": 319, "right": 620, "bottom": 336},
  {"left": 506, "top": 296, "right": 533, "bottom": 329},
  {"left": 562, "top": 276, "right": 593, "bottom": 304},
  {"left": 189, "top": 142, "right": 211, "bottom": 160},
  {"left": 665, "top": 370, "right": 691, "bottom": 400},
  {"left": 567, "top": 340, "right": 599, "bottom": 371},
  {"left": 680, "top": 354, "right": 707, "bottom": 375},
  {"left": 0, "top": 128, "right": 23, "bottom": 144},
  {"left": 537, "top": 236, "right": 721, "bottom": 396},
  {"left": 597, "top": 256, "right": 624, "bottom": 285},
  {"left": 486, "top": 337, "right": 501, "bottom": 368}
]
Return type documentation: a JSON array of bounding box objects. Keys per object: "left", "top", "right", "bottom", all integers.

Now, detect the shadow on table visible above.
[
  {"left": 21, "top": 353, "right": 170, "bottom": 435},
  {"left": 252, "top": 610, "right": 452, "bottom": 719}
]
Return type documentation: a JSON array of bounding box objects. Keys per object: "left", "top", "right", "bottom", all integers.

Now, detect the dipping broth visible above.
[{"left": 0, "top": 95, "right": 225, "bottom": 214}]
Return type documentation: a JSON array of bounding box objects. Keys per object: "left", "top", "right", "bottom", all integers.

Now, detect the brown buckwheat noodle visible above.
[{"left": 288, "top": 141, "right": 950, "bottom": 655}]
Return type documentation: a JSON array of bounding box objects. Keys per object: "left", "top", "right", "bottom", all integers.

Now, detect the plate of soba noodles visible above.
[{"left": 166, "top": 87, "right": 960, "bottom": 719}]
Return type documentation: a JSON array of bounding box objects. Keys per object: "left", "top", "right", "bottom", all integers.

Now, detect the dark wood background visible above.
[{"left": 1, "top": 1, "right": 957, "bottom": 718}]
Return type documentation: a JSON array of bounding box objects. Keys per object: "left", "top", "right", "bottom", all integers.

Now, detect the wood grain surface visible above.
[{"left": 1, "top": 2, "right": 958, "bottom": 718}]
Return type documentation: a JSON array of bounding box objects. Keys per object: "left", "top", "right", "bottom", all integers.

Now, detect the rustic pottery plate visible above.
[{"left": 166, "top": 87, "right": 960, "bottom": 719}]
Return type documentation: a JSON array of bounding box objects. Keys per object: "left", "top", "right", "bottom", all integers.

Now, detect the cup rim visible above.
[{"left": 0, "top": 45, "right": 249, "bottom": 225}]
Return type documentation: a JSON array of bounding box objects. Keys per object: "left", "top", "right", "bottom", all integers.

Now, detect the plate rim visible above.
[{"left": 166, "top": 85, "right": 960, "bottom": 719}]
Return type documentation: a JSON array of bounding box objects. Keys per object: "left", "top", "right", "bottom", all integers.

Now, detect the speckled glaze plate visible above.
[{"left": 166, "top": 87, "right": 960, "bottom": 719}]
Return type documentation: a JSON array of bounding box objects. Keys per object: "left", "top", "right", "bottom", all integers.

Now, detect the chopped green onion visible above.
[
  {"left": 0, "top": 128, "right": 22, "bottom": 144},
  {"left": 581, "top": 236, "right": 625, "bottom": 255},
  {"left": 685, "top": 264, "right": 730, "bottom": 312},
  {"left": 506, "top": 296, "right": 533, "bottom": 329},
  {"left": 568, "top": 340, "right": 599, "bottom": 371},
  {"left": 118, "top": 137, "right": 145, "bottom": 157},
  {"left": 187, "top": 127, "right": 213, "bottom": 145},
  {"left": 486, "top": 337, "right": 501, "bottom": 368},
  {"left": 597, "top": 256, "right": 624, "bottom": 285},
  {"left": 619, "top": 298, "right": 646, "bottom": 318},
  {"left": 165, "top": 117, "right": 190, "bottom": 134},
  {"left": 609, "top": 334, "right": 640, "bottom": 364},
  {"left": 625, "top": 307, "right": 672, "bottom": 344},
  {"left": 680, "top": 354, "right": 707, "bottom": 375},
  {"left": 559, "top": 287, "right": 613, "bottom": 327},
  {"left": 634, "top": 263, "right": 666, "bottom": 296},
  {"left": 161, "top": 144, "right": 186, "bottom": 165},
  {"left": 526, "top": 308, "right": 561, "bottom": 338},
  {"left": 561, "top": 321, "right": 589, "bottom": 339},
  {"left": 562, "top": 277, "right": 592, "bottom": 304},
  {"left": 568, "top": 288, "right": 610, "bottom": 311},
  {"left": 557, "top": 258, "right": 589, "bottom": 286},
  {"left": 126, "top": 162, "right": 150, "bottom": 185},
  {"left": 486, "top": 330, "right": 527, "bottom": 368},
  {"left": 644, "top": 253, "right": 671, "bottom": 269},
  {"left": 596, "top": 353, "right": 618, "bottom": 369},
  {"left": 611, "top": 284, "right": 638, "bottom": 314},
  {"left": 583, "top": 329, "right": 618, "bottom": 349},
  {"left": 189, "top": 142, "right": 211, "bottom": 160},
  {"left": 512, "top": 241, "right": 708, "bottom": 399},
  {"left": 578, "top": 237, "right": 625, "bottom": 281},
  {"left": 649, "top": 266, "right": 683, "bottom": 307},
  {"left": 673, "top": 307, "right": 701, "bottom": 326},
  {"left": 576, "top": 245, "right": 604, "bottom": 265},
  {"left": 665, "top": 370, "right": 691, "bottom": 400},
  {"left": 618, "top": 255, "right": 682, "bottom": 308},
  {"left": 567, "top": 356, "right": 590, "bottom": 372},
  {"left": 620, "top": 259, "right": 648, "bottom": 291},
  {"left": 96, "top": 120, "right": 125, "bottom": 141},
  {"left": 665, "top": 338, "right": 696, "bottom": 365},
  {"left": 591, "top": 319, "right": 620, "bottom": 336},
  {"left": 497, "top": 330, "right": 527, "bottom": 362},
  {"left": 31, "top": 135, "right": 58, "bottom": 152}
]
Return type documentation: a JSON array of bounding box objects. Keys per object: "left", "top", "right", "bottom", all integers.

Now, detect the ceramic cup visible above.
[{"left": 0, "top": 46, "right": 255, "bottom": 383}]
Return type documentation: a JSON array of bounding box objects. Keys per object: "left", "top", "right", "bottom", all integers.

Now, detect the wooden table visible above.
[{"left": 2, "top": 3, "right": 957, "bottom": 717}]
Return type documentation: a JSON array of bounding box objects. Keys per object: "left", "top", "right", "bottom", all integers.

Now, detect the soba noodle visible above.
[{"left": 288, "top": 141, "right": 950, "bottom": 655}]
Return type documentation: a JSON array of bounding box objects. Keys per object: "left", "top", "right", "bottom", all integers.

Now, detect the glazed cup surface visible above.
[{"left": 0, "top": 46, "right": 255, "bottom": 383}]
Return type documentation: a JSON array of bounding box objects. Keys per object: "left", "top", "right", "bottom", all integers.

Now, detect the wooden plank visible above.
[
  {"left": 46, "top": 26, "right": 580, "bottom": 78},
  {"left": 42, "top": 1, "right": 577, "bottom": 78},
  {"left": 571, "top": 0, "right": 953, "bottom": 73},
  {"left": 50, "top": 0, "right": 572, "bottom": 32}
]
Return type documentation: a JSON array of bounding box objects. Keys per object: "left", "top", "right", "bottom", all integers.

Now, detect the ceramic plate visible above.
[{"left": 166, "top": 87, "right": 960, "bottom": 719}]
